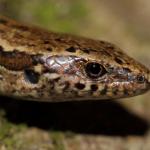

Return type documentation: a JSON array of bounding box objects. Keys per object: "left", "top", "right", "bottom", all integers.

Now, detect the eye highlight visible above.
[{"left": 85, "top": 62, "right": 107, "bottom": 79}]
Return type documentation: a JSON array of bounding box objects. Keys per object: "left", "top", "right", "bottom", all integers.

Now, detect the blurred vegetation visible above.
[{"left": 0, "top": 0, "right": 88, "bottom": 33}]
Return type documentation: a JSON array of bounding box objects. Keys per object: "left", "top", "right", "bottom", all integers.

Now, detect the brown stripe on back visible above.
[{"left": 0, "top": 50, "right": 37, "bottom": 71}]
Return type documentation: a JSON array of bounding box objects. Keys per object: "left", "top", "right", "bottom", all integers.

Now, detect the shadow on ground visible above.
[{"left": 0, "top": 96, "right": 149, "bottom": 136}]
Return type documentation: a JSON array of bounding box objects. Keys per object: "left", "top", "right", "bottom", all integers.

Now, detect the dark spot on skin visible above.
[
  {"left": 20, "top": 26, "right": 29, "bottom": 31},
  {"left": 115, "top": 57, "right": 124, "bottom": 65},
  {"left": 32, "top": 54, "right": 43, "bottom": 65},
  {"left": 66, "top": 46, "right": 76, "bottom": 53},
  {"left": 36, "top": 85, "right": 46, "bottom": 97},
  {"left": 37, "top": 91, "right": 44, "bottom": 97},
  {"left": 63, "top": 81, "right": 70, "bottom": 91},
  {"left": 100, "top": 41, "right": 105, "bottom": 44},
  {"left": 46, "top": 47, "right": 52, "bottom": 51},
  {"left": 31, "top": 57, "right": 39, "bottom": 65},
  {"left": 133, "top": 90, "right": 137, "bottom": 95},
  {"left": 103, "top": 51, "right": 112, "bottom": 57},
  {"left": 24, "top": 69, "right": 40, "bottom": 84},
  {"left": 82, "top": 48, "right": 97, "bottom": 54},
  {"left": 113, "top": 89, "right": 118, "bottom": 95},
  {"left": 49, "top": 80, "right": 55, "bottom": 90},
  {"left": 55, "top": 38, "right": 64, "bottom": 42},
  {"left": 100, "top": 87, "right": 107, "bottom": 95},
  {"left": 0, "top": 18, "right": 8, "bottom": 24},
  {"left": 124, "top": 89, "right": 129, "bottom": 96},
  {"left": 117, "top": 51, "right": 124, "bottom": 56},
  {"left": 91, "top": 49, "right": 98, "bottom": 52},
  {"left": 53, "top": 77, "right": 61, "bottom": 82},
  {"left": 91, "top": 84, "right": 98, "bottom": 92},
  {"left": 28, "top": 43, "right": 36, "bottom": 47},
  {"left": 75, "top": 83, "right": 85, "bottom": 90},
  {"left": 36, "top": 85, "right": 45, "bottom": 97},
  {"left": 14, "top": 33, "right": 23, "bottom": 39},
  {"left": 123, "top": 67, "right": 131, "bottom": 73},
  {"left": 44, "top": 40, "right": 50, "bottom": 44},
  {"left": 82, "top": 49, "right": 90, "bottom": 54}
]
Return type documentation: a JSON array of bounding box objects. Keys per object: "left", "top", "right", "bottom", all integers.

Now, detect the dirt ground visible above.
[{"left": 0, "top": 0, "right": 150, "bottom": 149}]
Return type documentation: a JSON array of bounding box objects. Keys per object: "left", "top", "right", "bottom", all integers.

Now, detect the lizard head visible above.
[
  {"left": 36, "top": 43, "right": 150, "bottom": 101},
  {"left": 0, "top": 37, "right": 149, "bottom": 102},
  {"left": 0, "top": 15, "right": 149, "bottom": 102}
]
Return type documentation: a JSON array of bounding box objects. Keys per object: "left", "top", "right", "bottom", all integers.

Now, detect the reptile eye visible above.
[
  {"left": 24, "top": 69, "right": 40, "bottom": 84},
  {"left": 85, "top": 62, "right": 107, "bottom": 78},
  {"left": 137, "top": 75, "right": 145, "bottom": 83}
]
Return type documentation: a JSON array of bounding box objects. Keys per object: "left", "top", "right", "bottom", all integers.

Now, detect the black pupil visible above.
[
  {"left": 137, "top": 75, "right": 145, "bottom": 83},
  {"left": 85, "top": 62, "right": 106, "bottom": 78}
]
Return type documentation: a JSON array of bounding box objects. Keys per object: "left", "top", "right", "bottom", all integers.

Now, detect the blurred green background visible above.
[{"left": 0, "top": 0, "right": 150, "bottom": 149}]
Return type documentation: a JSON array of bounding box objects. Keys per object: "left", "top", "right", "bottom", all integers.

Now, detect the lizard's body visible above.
[{"left": 0, "top": 15, "right": 149, "bottom": 102}]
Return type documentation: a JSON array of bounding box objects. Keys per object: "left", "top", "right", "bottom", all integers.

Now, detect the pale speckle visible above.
[{"left": 44, "top": 73, "right": 60, "bottom": 80}]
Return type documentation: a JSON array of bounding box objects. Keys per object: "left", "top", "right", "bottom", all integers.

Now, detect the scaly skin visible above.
[{"left": 0, "top": 15, "right": 149, "bottom": 102}]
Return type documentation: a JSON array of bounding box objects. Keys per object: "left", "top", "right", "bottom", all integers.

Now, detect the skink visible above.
[{"left": 0, "top": 15, "right": 149, "bottom": 102}]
